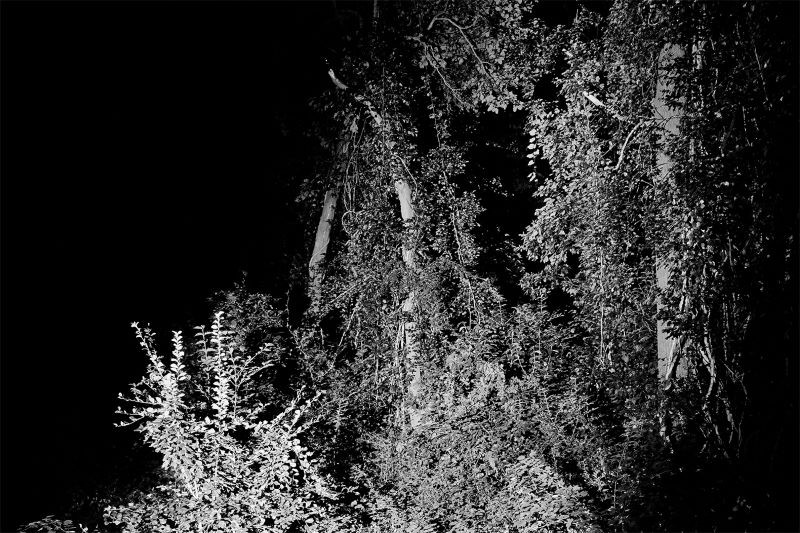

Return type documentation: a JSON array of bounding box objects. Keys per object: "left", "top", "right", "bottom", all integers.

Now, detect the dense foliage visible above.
[
  {"left": 20, "top": 1, "right": 796, "bottom": 531},
  {"left": 105, "top": 312, "right": 356, "bottom": 533}
]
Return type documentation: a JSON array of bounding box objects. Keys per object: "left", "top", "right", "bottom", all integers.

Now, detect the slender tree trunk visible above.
[
  {"left": 394, "top": 177, "right": 424, "bottom": 428},
  {"left": 654, "top": 42, "right": 689, "bottom": 382},
  {"left": 308, "top": 188, "right": 339, "bottom": 309}
]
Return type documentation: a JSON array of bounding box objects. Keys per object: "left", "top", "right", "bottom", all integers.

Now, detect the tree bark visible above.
[
  {"left": 394, "top": 178, "right": 424, "bottom": 428},
  {"left": 308, "top": 188, "right": 339, "bottom": 309},
  {"left": 654, "top": 42, "right": 689, "bottom": 382}
]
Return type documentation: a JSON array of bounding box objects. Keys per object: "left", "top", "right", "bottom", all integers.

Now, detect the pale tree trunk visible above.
[
  {"left": 311, "top": 64, "right": 381, "bottom": 310},
  {"left": 308, "top": 188, "right": 338, "bottom": 310},
  {"left": 654, "top": 42, "right": 689, "bottom": 383},
  {"left": 394, "top": 178, "right": 424, "bottom": 428},
  {"left": 320, "top": 60, "right": 426, "bottom": 425}
]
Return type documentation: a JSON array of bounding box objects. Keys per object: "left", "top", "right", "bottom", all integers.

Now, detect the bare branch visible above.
[
  {"left": 615, "top": 120, "right": 645, "bottom": 171},
  {"left": 421, "top": 42, "right": 469, "bottom": 108},
  {"left": 429, "top": 16, "right": 489, "bottom": 78}
]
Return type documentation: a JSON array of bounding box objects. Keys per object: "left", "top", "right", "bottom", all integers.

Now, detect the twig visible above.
[
  {"left": 719, "top": 112, "right": 736, "bottom": 155},
  {"left": 615, "top": 120, "right": 645, "bottom": 170},
  {"left": 114, "top": 415, "right": 147, "bottom": 428},
  {"left": 422, "top": 43, "right": 469, "bottom": 108},
  {"left": 582, "top": 91, "right": 644, "bottom": 123},
  {"left": 391, "top": 153, "right": 417, "bottom": 189},
  {"left": 428, "top": 16, "right": 491, "bottom": 79},
  {"left": 426, "top": 13, "right": 478, "bottom": 32},
  {"left": 337, "top": 298, "right": 362, "bottom": 348}
]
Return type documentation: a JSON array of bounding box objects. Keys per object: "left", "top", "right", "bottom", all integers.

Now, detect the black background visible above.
[{"left": 0, "top": 2, "right": 352, "bottom": 528}]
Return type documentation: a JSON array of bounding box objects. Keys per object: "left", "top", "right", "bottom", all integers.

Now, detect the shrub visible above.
[
  {"left": 105, "top": 312, "right": 355, "bottom": 533},
  {"left": 18, "top": 516, "right": 89, "bottom": 533}
]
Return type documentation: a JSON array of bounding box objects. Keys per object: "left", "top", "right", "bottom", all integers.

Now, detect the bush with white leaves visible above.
[{"left": 105, "top": 312, "right": 355, "bottom": 533}]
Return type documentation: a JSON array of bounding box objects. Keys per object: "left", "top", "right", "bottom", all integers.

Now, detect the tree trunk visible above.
[
  {"left": 394, "top": 178, "right": 424, "bottom": 428},
  {"left": 308, "top": 188, "right": 339, "bottom": 310},
  {"left": 654, "top": 42, "right": 689, "bottom": 382}
]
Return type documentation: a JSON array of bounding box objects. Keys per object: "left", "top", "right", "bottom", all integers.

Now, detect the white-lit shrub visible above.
[{"left": 105, "top": 312, "right": 354, "bottom": 533}]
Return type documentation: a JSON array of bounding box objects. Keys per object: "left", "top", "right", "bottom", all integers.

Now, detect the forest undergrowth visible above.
[{"left": 19, "top": 1, "right": 797, "bottom": 532}]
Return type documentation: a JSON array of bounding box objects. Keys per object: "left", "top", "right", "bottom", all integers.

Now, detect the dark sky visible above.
[{"left": 0, "top": 1, "right": 359, "bottom": 528}]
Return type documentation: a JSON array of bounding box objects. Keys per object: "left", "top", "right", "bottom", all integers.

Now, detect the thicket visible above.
[{"left": 21, "top": 1, "right": 796, "bottom": 532}]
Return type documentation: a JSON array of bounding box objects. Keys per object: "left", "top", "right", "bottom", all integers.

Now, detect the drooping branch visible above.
[{"left": 427, "top": 15, "right": 491, "bottom": 79}]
